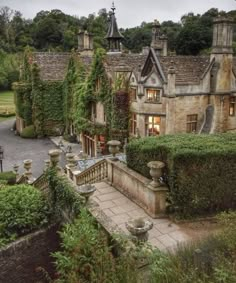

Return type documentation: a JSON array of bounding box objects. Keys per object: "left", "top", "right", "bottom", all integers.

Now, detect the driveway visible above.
[{"left": 0, "top": 118, "right": 60, "bottom": 178}]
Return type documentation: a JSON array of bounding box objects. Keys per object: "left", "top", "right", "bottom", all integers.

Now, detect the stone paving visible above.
[{"left": 92, "top": 182, "right": 189, "bottom": 251}]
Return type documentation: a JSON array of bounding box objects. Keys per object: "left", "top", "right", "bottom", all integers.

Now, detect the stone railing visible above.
[
  {"left": 106, "top": 159, "right": 168, "bottom": 218},
  {"left": 74, "top": 159, "right": 108, "bottom": 186},
  {"left": 32, "top": 173, "right": 49, "bottom": 192}
]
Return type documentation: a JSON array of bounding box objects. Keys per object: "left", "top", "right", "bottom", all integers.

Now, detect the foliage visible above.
[
  {"left": 31, "top": 62, "right": 64, "bottom": 136},
  {"left": 150, "top": 212, "right": 236, "bottom": 283},
  {"left": 20, "top": 125, "right": 37, "bottom": 138},
  {"left": 0, "top": 184, "right": 50, "bottom": 247},
  {"left": 45, "top": 168, "right": 82, "bottom": 221},
  {"left": 53, "top": 209, "right": 142, "bottom": 283},
  {"left": 0, "top": 50, "right": 20, "bottom": 90},
  {"left": 126, "top": 133, "right": 236, "bottom": 217},
  {"left": 0, "top": 171, "right": 16, "bottom": 185}
]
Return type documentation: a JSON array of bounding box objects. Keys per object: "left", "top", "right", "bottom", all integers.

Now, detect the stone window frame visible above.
[
  {"left": 186, "top": 114, "right": 198, "bottom": 133},
  {"left": 130, "top": 87, "right": 137, "bottom": 101},
  {"left": 145, "top": 88, "right": 162, "bottom": 103},
  {"left": 145, "top": 115, "right": 161, "bottom": 136},
  {"left": 229, "top": 97, "right": 235, "bottom": 116},
  {"left": 130, "top": 113, "right": 137, "bottom": 135}
]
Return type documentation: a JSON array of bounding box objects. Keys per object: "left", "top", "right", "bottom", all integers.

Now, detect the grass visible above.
[
  {"left": 0, "top": 90, "right": 15, "bottom": 114},
  {"left": 0, "top": 90, "right": 15, "bottom": 122}
]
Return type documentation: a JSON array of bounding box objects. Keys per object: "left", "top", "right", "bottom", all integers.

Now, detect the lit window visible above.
[
  {"left": 229, "top": 97, "right": 235, "bottom": 116},
  {"left": 130, "top": 88, "right": 137, "bottom": 101},
  {"left": 145, "top": 116, "right": 161, "bottom": 136},
  {"left": 186, "top": 114, "right": 198, "bottom": 133},
  {"left": 130, "top": 113, "right": 137, "bottom": 135},
  {"left": 146, "top": 89, "right": 161, "bottom": 103}
]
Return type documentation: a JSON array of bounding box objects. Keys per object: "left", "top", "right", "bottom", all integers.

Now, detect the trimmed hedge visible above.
[
  {"left": 0, "top": 172, "right": 16, "bottom": 185},
  {"left": 126, "top": 134, "right": 236, "bottom": 217}
]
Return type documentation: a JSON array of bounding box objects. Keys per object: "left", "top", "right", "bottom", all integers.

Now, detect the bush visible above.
[
  {"left": 53, "top": 209, "right": 141, "bottom": 283},
  {"left": 0, "top": 171, "right": 16, "bottom": 185},
  {"left": 150, "top": 212, "right": 236, "bottom": 283},
  {"left": 0, "top": 184, "right": 50, "bottom": 247},
  {"left": 20, "top": 125, "right": 37, "bottom": 138},
  {"left": 126, "top": 133, "right": 236, "bottom": 217}
]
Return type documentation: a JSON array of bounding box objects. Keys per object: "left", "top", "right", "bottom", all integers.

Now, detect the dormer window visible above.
[{"left": 146, "top": 89, "right": 161, "bottom": 103}]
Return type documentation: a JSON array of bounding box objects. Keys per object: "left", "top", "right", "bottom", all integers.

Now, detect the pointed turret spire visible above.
[{"left": 105, "top": 2, "right": 124, "bottom": 52}]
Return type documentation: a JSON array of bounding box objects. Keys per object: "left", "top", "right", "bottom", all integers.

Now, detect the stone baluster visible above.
[
  {"left": 23, "top": 159, "right": 32, "bottom": 179},
  {"left": 44, "top": 159, "right": 50, "bottom": 172},
  {"left": 13, "top": 164, "right": 19, "bottom": 179}
]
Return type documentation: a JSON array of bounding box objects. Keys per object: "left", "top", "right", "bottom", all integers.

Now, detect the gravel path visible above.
[{"left": 0, "top": 118, "right": 59, "bottom": 178}]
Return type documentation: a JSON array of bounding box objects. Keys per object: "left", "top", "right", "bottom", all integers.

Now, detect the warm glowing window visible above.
[
  {"left": 229, "top": 97, "right": 235, "bottom": 116},
  {"left": 130, "top": 113, "right": 137, "bottom": 135},
  {"left": 146, "top": 89, "right": 161, "bottom": 103},
  {"left": 145, "top": 116, "right": 161, "bottom": 136},
  {"left": 187, "top": 114, "right": 198, "bottom": 133},
  {"left": 130, "top": 88, "right": 137, "bottom": 101}
]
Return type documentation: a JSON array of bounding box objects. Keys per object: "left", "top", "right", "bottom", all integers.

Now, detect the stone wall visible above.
[{"left": 0, "top": 225, "right": 60, "bottom": 283}]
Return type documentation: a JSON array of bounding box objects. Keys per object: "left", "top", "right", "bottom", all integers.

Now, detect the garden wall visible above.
[{"left": 0, "top": 225, "right": 60, "bottom": 283}]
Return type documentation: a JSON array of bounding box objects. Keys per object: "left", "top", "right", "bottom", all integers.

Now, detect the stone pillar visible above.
[
  {"left": 23, "top": 159, "right": 32, "bottom": 180},
  {"left": 166, "top": 62, "right": 176, "bottom": 134},
  {"left": 44, "top": 160, "right": 50, "bottom": 172},
  {"left": 147, "top": 161, "right": 169, "bottom": 215}
]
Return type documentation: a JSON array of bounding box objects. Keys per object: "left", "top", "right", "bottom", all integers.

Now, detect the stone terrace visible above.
[{"left": 91, "top": 182, "right": 189, "bottom": 251}]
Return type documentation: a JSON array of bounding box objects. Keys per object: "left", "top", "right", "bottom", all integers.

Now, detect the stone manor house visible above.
[{"left": 16, "top": 6, "right": 236, "bottom": 157}]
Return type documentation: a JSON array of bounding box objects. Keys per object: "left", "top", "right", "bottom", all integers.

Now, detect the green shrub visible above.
[
  {"left": 0, "top": 171, "right": 16, "bottom": 185},
  {"left": 0, "top": 184, "right": 50, "bottom": 247},
  {"left": 20, "top": 125, "right": 37, "bottom": 138},
  {"left": 126, "top": 133, "right": 236, "bottom": 217},
  {"left": 0, "top": 112, "right": 15, "bottom": 117},
  {"left": 53, "top": 209, "right": 141, "bottom": 283}
]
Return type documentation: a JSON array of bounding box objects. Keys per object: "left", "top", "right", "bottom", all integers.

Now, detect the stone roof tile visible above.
[{"left": 159, "top": 56, "right": 211, "bottom": 85}]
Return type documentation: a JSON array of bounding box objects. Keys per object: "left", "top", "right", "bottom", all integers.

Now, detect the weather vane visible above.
[{"left": 111, "top": 2, "right": 116, "bottom": 13}]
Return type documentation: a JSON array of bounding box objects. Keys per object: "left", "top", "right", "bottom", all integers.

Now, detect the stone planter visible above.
[
  {"left": 107, "top": 140, "right": 121, "bottom": 161},
  {"left": 76, "top": 184, "right": 96, "bottom": 203},
  {"left": 66, "top": 153, "right": 77, "bottom": 169},
  {"left": 147, "top": 161, "right": 165, "bottom": 188},
  {"left": 13, "top": 164, "right": 19, "bottom": 177},
  {"left": 126, "top": 218, "right": 153, "bottom": 242},
  {"left": 48, "top": 149, "right": 61, "bottom": 167}
]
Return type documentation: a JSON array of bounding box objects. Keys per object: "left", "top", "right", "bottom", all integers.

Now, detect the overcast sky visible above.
[{"left": 1, "top": 0, "right": 235, "bottom": 28}]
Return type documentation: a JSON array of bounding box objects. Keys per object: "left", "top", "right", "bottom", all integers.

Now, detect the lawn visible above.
[
  {"left": 0, "top": 90, "right": 15, "bottom": 114},
  {"left": 0, "top": 91, "right": 15, "bottom": 122}
]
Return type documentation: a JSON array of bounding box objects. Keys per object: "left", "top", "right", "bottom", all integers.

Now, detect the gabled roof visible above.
[
  {"left": 159, "top": 56, "right": 210, "bottom": 85},
  {"left": 141, "top": 48, "right": 211, "bottom": 85},
  {"left": 33, "top": 52, "right": 92, "bottom": 81},
  {"left": 104, "top": 53, "right": 146, "bottom": 75}
]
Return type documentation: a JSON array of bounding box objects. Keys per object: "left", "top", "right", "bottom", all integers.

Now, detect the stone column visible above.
[{"left": 23, "top": 159, "right": 32, "bottom": 179}]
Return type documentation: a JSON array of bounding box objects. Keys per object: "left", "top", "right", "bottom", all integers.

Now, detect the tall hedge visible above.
[{"left": 126, "top": 134, "right": 236, "bottom": 217}]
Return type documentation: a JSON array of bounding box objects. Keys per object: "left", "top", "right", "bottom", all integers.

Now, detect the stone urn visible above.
[
  {"left": 76, "top": 184, "right": 96, "bottom": 203},
  {"left": 48, "top": 149, "right": 61, "bottom": 167},
  {"left": 107, "top": 140, "right": 121, "bottom": 161},
  {"left": 126, "top": 218, "right": 153, "bottom": 242},
  {"left": 23, "top": 159, "right": 32, "bottom": 178},
  {"left": 13, "top": 164, "right": 19, "bottom": 175},
  {"left": 147, "top": 161, "right": 165, "bottom": 188},
  {"left": 66, "top": 153, "right": 77, "bottom": 169}
]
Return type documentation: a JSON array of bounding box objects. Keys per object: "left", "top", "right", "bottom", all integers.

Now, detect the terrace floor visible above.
[{"left": 90, "top": 182, "right": 190, "bottom": 251}]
